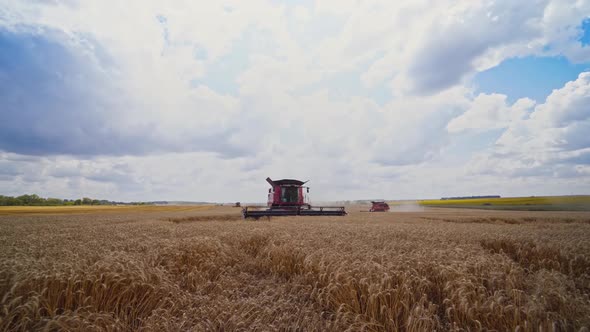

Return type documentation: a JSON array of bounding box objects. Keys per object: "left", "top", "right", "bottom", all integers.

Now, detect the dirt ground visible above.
[{"left": 1, "top": 205, "right": 589, "bottom": 331}]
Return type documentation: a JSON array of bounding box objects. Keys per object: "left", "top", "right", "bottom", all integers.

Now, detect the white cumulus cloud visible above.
[{"left": 1, "top": 0, "right": 589, "bottom": 200}]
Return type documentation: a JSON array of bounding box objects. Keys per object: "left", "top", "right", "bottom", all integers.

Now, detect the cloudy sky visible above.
[{"left": 1, "top": 1, "right": 589, "bottom": 202}]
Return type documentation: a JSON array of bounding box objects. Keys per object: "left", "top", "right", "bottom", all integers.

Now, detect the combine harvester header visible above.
[{"left": 242, "top": 177, "right": 347, "bottom": 219}]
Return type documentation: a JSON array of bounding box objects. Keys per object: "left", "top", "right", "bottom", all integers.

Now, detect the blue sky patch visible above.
[
  {"left": 156, "top": 14, "right": 167, "bottom": 24},
  {"left": 473, "top": 56, "right": 590, "bottom": 103},
  {"left": 194, "top": 45, "right": 208, "bottom": 60},
  {"left": 580, "top": 18, "right": 590, "bottom": 46}
]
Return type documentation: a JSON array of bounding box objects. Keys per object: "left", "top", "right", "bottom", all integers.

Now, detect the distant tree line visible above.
[{"left": 0, "top": 194, "right": 137, "bottom": 206}]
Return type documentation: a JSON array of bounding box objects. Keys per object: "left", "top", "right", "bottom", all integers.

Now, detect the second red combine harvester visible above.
[
  {"left": 370, "top": 201, "right": 390, "bottom": 212},
  {"left": 242, "top": 177, "right": 347, "bottom": 219}
]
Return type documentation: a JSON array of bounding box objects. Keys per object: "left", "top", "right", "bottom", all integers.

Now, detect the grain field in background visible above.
[{"left": 1, "top": 206, "right": 589, "bottom": 331}]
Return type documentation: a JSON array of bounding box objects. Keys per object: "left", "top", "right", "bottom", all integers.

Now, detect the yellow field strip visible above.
[{"left": 417, "top": 195, "right": 590, "bottom": 206}]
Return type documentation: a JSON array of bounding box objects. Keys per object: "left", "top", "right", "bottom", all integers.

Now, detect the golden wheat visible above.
[{"left": 0, "top": 206, "right": 589, "bottom": 331}]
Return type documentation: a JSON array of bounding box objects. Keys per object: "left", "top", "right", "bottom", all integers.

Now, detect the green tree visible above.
[
  {"left": 46, "top": 198, "right": 63, "bottom": 206},
  {"left": 17, "top": 194, "right": 44, "bottom": 205}
]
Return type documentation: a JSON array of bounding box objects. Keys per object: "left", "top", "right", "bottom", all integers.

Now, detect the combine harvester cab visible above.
[{"left": 242, "top": 177, "right": 347, "bottom": 219}]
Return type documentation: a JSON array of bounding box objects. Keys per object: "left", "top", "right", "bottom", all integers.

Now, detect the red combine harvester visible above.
[
  {"left": 370, "top": 201, "right": 390, "bottom": 212},
  {"left": 242, "top": 177, "right": 347, "bottom": 219}
]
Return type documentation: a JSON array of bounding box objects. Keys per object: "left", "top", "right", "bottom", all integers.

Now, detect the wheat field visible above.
[{"left": 1, "top": 206, "right": 589, "bottom": 331}]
